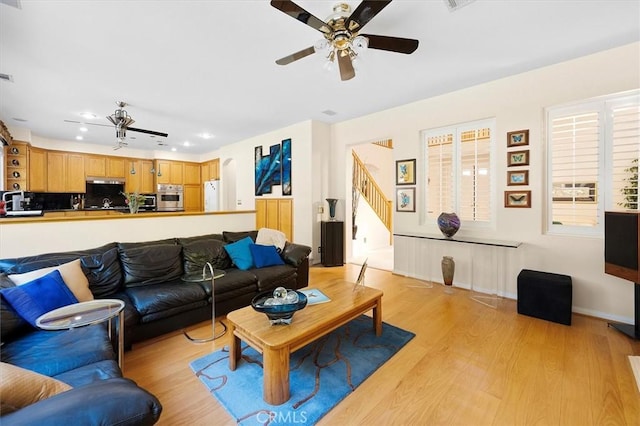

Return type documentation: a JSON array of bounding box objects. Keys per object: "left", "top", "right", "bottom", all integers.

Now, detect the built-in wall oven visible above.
[{"left": 156, "top": 184, "right": 184, "bottom": 211}]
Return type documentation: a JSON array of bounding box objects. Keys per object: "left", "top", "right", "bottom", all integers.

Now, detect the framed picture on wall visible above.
[
  {"left": 396, "top": 159, "right": 416, "bottom": 185},
  {"left": 507, "top": 170, "right": 529, "bottom": 186},
  {"left": 504, "top": 190, "right": 531, "bottom": 208},
  {"left": 396, "top": 187, "right": 416, "bottom": 212},
  {"left": 507, "top": 150, "right": 529, "bottom": 167},
  {"left": 507, "top": 129, "right": 529, "bottom": 147}
]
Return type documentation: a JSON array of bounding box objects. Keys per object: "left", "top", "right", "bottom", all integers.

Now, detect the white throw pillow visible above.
[
  {"left": 8, "top": 259, "right": 94, "bottom": 302},
  {"left": 256, "top": 228, "right": 287, "bottom": 251}
]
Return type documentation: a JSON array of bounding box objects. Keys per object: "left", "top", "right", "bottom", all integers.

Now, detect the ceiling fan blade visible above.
[
  {"left": 346, "top": 0, "right": 392, "bottom": 32},
  {"left": 63, "top": 119, "right": 112, "bottom": 128},
  {"left": 362, "top": 34, "right": 419, "bottom": 54},
  {"left": 337, "top": 53, "right": 355, "bottom": 81},
  {"left": 276, "top": 46, "right": 316, "bottom": 65},
  {"left": 127, "top": 127, "right": 168, "bottom": 138},
  {"left": 270, "top": 1, "right": 331, "bottom": 34}
]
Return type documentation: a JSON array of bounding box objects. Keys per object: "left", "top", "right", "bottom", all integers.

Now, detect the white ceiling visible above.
[{"left": 1, "top": 0, "right": 639, "bottom": 155}]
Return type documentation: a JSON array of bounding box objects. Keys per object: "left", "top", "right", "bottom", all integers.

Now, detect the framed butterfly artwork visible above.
[
  {"left": 507, "top": 129, "right": 529, "bottom": 148},
  {"left": 504, "top": 190, "right": 531, "bottom": 208},
  {"left": 396, "top": 188, "right": 416, "bottom": 212}
]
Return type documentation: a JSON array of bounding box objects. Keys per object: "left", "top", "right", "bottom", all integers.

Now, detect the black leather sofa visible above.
[{"left": 0, "top": 230, "right": 311, "bottom": 424}]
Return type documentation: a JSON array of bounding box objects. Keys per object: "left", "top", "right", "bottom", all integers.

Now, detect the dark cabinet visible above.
[{"left": 321, "top": 221, "right": 344, "bottom": 267}]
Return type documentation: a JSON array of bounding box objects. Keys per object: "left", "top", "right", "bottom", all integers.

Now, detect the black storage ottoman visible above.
[{"left": 517, "top": 269, "right": 572, "bottom": 325}]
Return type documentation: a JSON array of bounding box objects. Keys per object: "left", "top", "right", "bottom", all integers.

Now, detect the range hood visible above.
[{"left": 86, "top": 176, "right": 125, "bottom": 184}]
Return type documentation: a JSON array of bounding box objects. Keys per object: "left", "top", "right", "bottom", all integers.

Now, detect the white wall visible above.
[
  {"left": 216, "top": 120, "right": 317, "bottom": 255},
  {"left": 0, "top": 212, "right": 255, "bottom": 258},
  {"left": 331, "top": 42, "right": 640, "bottom": 323}
]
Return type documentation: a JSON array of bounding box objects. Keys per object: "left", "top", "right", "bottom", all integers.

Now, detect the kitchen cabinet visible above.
[
  {"left": 106, "top": 157, "right": 126, "bottom": 178},
  {"left": 28, "top": 147, "right": 47, "bottom": 192},
  {"left": 255, "top": 198, "right": 293, "bottom": 241},
  {"left": 321, "top": 221, "right": 344, "bottom": 267},
  {"left": 201, "top": 158, "right": 220, "bottom": 181},
  {"left": 67, "top": 154, "right": 85, "bottom": 192},
  {"left": 85, "top": 155, "right": 125, "bottom": 178},
  {"left": 85, "top": 155, "right": 106, "bottom": 177},
  {"left": 125, "top": 159, "right": 155, "bottom": 194},
  {"left": 155, "top": 160, "right": 183, "bottom": 184},
  {"left": 184, "top": 162, "right": 201, "bottom": 185},
  {"left": 184, "top": 184, "right": 202, "bottom": 212},
  {"left": 47, "top": 151, "right": 66, "bottom": 192},
  {"left": 47, "top": 151, "right": 85, "bottom": 193},
  {"left": 5, "top": 142, "right": 28, "bottom": 191}
]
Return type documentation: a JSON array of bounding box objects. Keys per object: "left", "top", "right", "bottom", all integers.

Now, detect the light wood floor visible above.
[{"left": 125, "top": 264, "right": 640, "bottom": 425}]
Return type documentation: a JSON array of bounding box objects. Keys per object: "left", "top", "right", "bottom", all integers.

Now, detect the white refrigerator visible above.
[{"left": 204, "top": 180, "right": 220, "bottom": 212}]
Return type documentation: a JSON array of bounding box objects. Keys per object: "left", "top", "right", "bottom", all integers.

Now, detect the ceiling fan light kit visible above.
[{"left": 271, "top": 0, "right": 419, "bottom": 81}]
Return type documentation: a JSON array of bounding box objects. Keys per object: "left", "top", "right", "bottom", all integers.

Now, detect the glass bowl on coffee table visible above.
[{"left": 251, "top": 287, "right": 308, "bottom": 325}]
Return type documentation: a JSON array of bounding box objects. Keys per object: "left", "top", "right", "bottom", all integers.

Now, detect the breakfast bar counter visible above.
[{"left": 0, "top": 209, "right": 255, "bottom": 224}]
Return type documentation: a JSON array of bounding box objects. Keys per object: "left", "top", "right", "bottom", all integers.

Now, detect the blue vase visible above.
[
  {"left": 437, "top": 212, "right": 460, "bottom": 238},
  {"left": 326, "top": 198, "right": 338, "bottom": 221}
]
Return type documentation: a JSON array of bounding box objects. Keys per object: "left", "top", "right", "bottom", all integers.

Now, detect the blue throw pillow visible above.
[
  {"left": 1, "top": 269, "right": 78, "bottom": 327},
  {"left": 249, "top": 244, "right": 285, "bottom": 268},
  {"left": 224, "top": 236, "right": 255, "bottom": 271}
]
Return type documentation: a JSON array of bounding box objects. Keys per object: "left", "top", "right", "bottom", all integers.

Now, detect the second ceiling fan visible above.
[{"left": 271, "top": 0, "right": 419, "bottom": 81}]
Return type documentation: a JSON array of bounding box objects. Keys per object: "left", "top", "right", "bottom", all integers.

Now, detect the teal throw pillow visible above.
[
  {"left": 249, "top": 244, "right": 285, "bottom": 268},
  {"left": 224, "top": 236, "right": 255, "bottom": 271},
  {"left": 1, "top": 269, "right": 78, "bottom": 327}
]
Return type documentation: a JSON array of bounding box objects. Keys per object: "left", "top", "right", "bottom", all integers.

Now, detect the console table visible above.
[{"left": 394, "top": 232, "right": 522, "bottom": 307}]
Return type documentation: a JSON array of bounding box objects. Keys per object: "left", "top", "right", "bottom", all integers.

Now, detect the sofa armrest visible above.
[
  {"left": 2, "top": 377, "right": 162, "bottom": 426},
  {"left": 281, "top": 242, "right": 312, "bottom": 267}
]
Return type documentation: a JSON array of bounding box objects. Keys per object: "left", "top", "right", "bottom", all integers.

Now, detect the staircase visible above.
[{"left": 352, "top": 151, "right": 393, "bottom": 242}]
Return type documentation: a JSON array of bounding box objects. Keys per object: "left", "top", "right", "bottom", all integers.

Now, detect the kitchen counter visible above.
[{"left": 0, "top": 209, "right": 239, "bottom": 223}]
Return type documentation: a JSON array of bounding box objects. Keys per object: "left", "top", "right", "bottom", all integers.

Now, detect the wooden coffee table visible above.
[{"left": 227, "top": 279, "right": 383, "bottom": 405}]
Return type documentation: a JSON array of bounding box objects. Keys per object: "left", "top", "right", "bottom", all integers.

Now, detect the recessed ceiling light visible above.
[
  {"left": 79, "top": 127, "right": 88, "bottom": 132},
  {"left": 198, "top": 133, "right": 214, "bottom": 139},
  {"left": 171, "top": 147, "right": 177, "bottom": 152},
  {"left": 183, "top": 141, "right": 190, "bottom": 147},
  {"left": 80, "top": 112, "right": 97, "bottom": 119},
  {"left": 76, "top": 135, "right": 83, "bottom": 140}
]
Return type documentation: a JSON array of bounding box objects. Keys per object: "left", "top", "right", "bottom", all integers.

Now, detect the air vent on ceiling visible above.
[
  {"left": 322, "top": 110, "right": 337, "bottom": 116},
  {"left": 0, "top": 0, "right": 21, "bottom": 9},
  {"left": 444, "top": 0, "right": 476, "bottom": 12},
  {"left": 0, "top": 73, "right": 14, "bottom": 82}
]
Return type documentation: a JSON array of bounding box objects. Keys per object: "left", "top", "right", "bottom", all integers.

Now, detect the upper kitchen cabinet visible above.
[
  {"left": 125, "top": 159, "right": 155, "bottom": 194},
  {"left": 84, "top": 155, "right": 125, "bottom": 178},
  {"left": 28, "top": 146, "right": 47, "bottom": 192},
  {"left": 107, "top": 157, "right": 126, "bottom": 178},
  {"left": 155, "top": 160, "right": 183, "bottom": 185},
  {"left": 201, "top": 158, "right": 219, "bottom": 182},
  {"left": 47, "top": 151, "right": 85, "bottom": 193},
  {"left": 184, "top": 162, "right": 201, "bottom": 185},
  {"left": 85, "top": 155, "right": 106, "bottom": 177}
]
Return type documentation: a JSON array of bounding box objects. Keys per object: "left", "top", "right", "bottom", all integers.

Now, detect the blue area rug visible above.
[{"left": 190, "top": 315, "right": 415, "bottom": 425}]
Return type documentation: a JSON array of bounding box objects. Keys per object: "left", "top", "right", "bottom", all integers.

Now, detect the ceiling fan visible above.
[
  {"left": 66, "top": 101, "right": 168, "bottom": 150},
  {"left": 270, "top": 0, "right": 419, "bottom": 81}
]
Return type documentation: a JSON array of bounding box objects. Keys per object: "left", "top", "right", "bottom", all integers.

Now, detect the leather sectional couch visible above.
[{"left": 0, "top": 230, "right": 312, "bottom": 424}]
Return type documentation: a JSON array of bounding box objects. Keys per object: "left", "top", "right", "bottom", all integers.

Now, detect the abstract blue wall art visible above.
[
  {"left": 270, "top": 144, "right": 282, "bottom": 185},
  {"left": 255, "top": 146, "right": 272, "bottom": 195},
  {"left": 282, "top": 138, "right": 292, "bottom": 196},
  {"left": 255, "top": 139, "right": 292, "bottom": 196}
]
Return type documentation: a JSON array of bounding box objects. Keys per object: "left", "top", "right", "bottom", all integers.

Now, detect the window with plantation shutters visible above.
[
  {"left": 424, "top": 119, "right": 495, "bottom": 226},
  {"left": 547, "top": 90, "right": 639, "bottom": 235}
]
